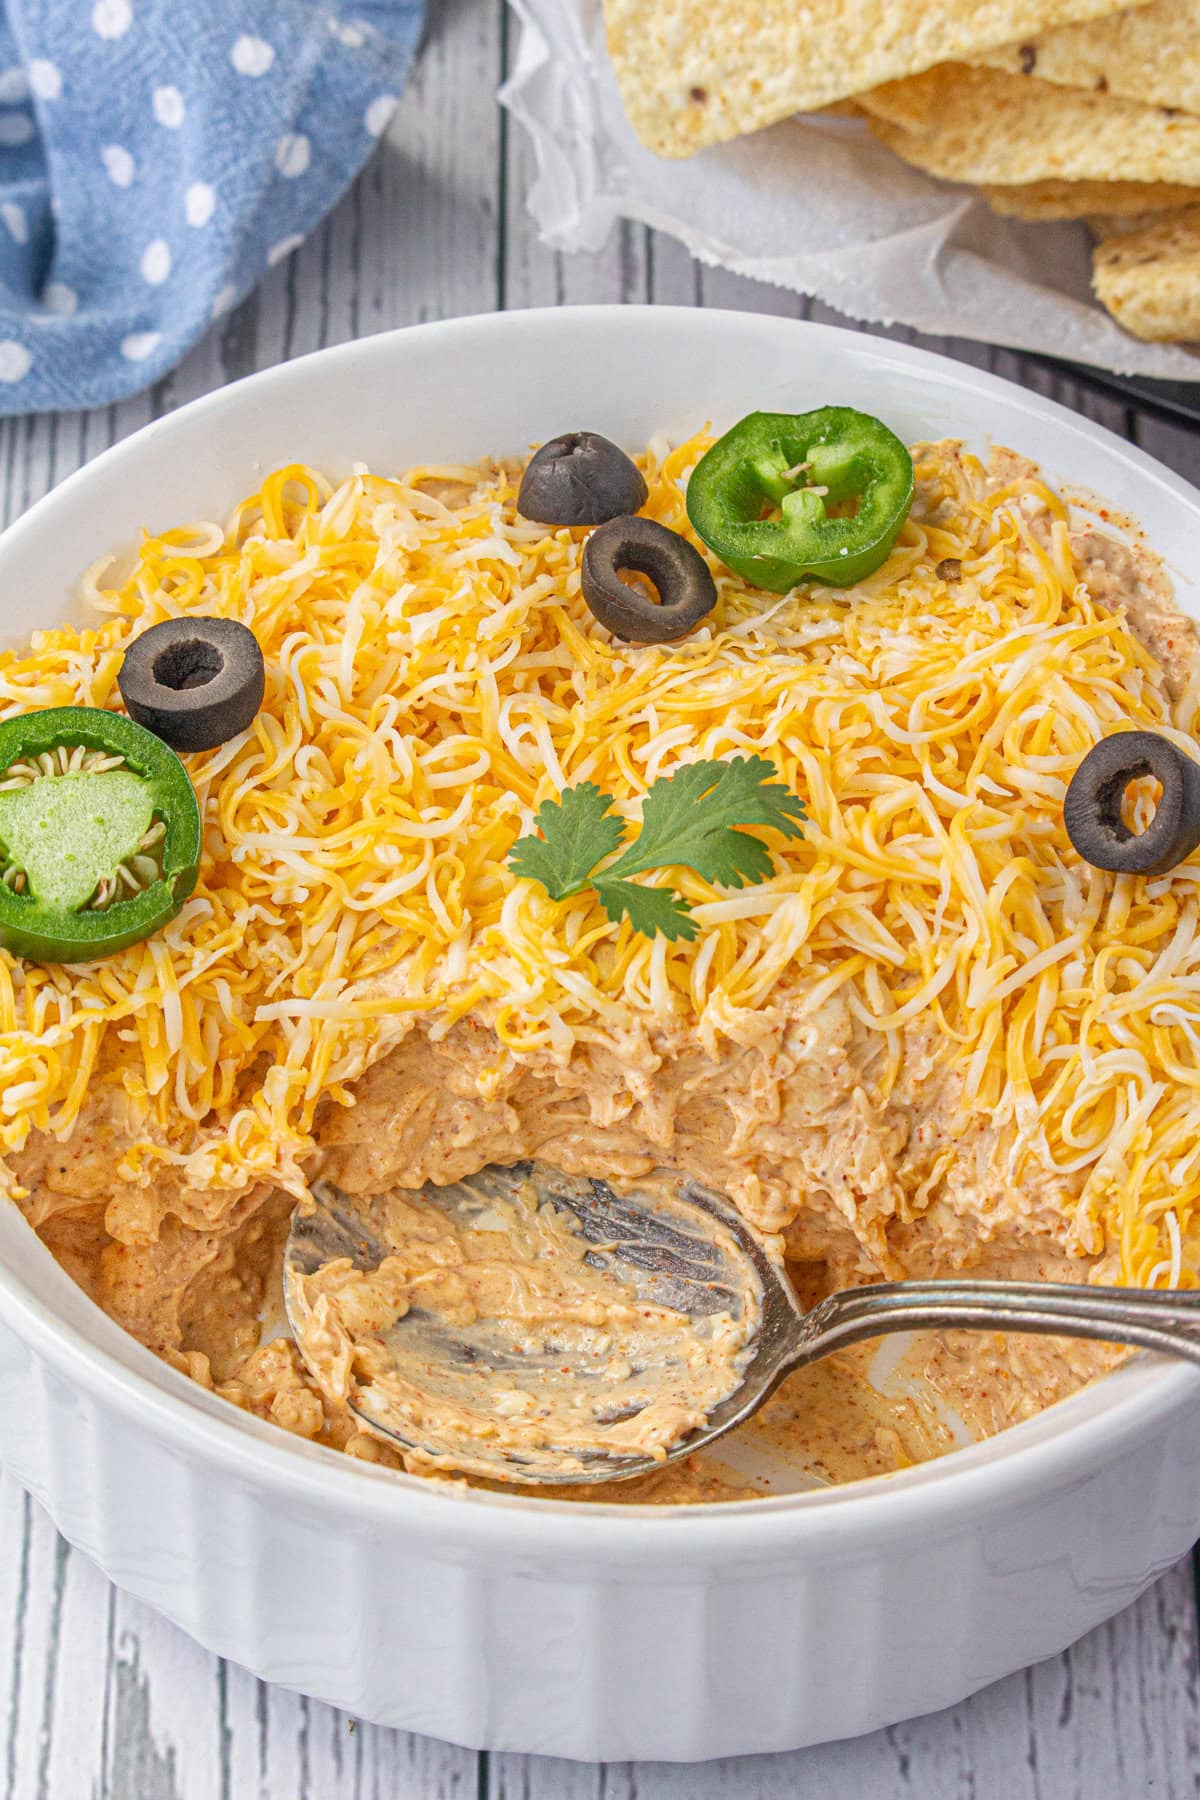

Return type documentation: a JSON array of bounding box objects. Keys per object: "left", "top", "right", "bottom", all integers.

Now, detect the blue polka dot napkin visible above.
[{"left": 0, "top": 0, "right": 424, "bottom": 413}]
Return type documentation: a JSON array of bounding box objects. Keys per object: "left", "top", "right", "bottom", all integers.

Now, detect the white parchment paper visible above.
[{"left": 500, "top": 0, "right": 1200, "bottom": 380}]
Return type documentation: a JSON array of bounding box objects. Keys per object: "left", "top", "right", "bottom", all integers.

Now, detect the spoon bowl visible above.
[{"left": 284, "top": 1163, "right": 789, "bottom": 1484}]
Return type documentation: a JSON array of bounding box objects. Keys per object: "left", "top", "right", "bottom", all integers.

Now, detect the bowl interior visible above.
[{"left": 1, "top": 305, "right": 1199, "bottom": 1528}]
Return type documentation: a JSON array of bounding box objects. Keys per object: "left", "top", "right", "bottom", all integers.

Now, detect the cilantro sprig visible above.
[{"left": 507, "top": 757, "right": 805, "bottom": 942}]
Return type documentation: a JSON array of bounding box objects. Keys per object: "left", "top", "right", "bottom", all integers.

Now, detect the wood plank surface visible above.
[{"left": 2, "top": 0, "right": 1200, "bottom": 1793}]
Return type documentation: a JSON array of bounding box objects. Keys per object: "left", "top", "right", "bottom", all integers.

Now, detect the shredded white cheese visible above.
[{"left": 0, "top": 440, "right": 1196, "bottom": 1288}]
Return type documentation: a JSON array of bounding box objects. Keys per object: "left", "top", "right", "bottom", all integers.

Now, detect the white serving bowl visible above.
[{"left": 1, "top": 308, "right": 1199, "bottom": 1763}]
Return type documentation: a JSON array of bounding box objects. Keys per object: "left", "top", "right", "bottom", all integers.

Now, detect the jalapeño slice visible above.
[
  {"left": 0, "top": 706, "right": 202, "bottom": 963},
  {"left": 686, "top": 406, "right": 914, "bottom": 593}
]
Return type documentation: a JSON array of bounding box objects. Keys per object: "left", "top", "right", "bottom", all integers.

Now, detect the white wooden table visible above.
[{"left": 3, "top": 5, "right": 1200, "bottom": 1793}]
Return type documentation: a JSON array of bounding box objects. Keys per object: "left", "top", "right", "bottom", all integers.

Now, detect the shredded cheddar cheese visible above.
[{"left": 1, "top": 435, "right": 1199, "bottom": 1289}]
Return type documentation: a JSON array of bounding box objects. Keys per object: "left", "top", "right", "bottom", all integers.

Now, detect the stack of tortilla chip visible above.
[{"left": 603, "top": 0, "right": 1200, "bottom": 343}]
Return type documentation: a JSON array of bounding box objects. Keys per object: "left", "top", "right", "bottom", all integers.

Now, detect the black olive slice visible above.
[
  {"left": 517, "top": 432, "right": 648, "bottom": 527},
  {"left": 581, "top": 517, "right": 718, "bottom": 645},
  {"left": 1063, "top": 730, "right": 1200, "bottom": 875},
  {"left": 117, "top": 617, "right": 265, "bottom": 754}
]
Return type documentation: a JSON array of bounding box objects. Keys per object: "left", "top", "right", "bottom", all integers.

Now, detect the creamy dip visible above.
[{"left": 6, "top": 436, "right": 1192, "bottom": 1503}]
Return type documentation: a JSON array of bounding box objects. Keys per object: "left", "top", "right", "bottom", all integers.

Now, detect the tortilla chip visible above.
[
  {"left": 604, "top": 0, "right": 1144, "bottom": 159},
  {"left": 984, "top": 178, "right": 1200, "bottom": 217},
  {"left": 977, "top": 0, "right": 1200, "bottom": 117},
  {"left": 863, "top": 65, "right": 1200, "bottom": 186},
  {"left": 1092, "top": 204, "right": 1200, "bottom": 338}
]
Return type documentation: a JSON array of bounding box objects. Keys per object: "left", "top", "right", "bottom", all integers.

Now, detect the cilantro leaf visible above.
[
  {"left": 603, "top": 756, "right": 806, "bottom": 890},
  {"left": 593, "top": 877, "right": 697, "bottom": 942},
  {"left": 506, "top": 756, "right": 804, "bottom": 942},
  {"left": 507, "top": 781, "right": 627, "bottom": 900}
]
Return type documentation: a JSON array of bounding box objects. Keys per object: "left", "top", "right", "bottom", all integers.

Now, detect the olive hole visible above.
[
  {"left": 1121, "top": 774, "right": 1162, "bottom": 837},
  {"left": 615, "top": 568, "right": 663, "bottom": 608},
  {"left": 153, "top": 641, "right": 224, "bottom": 691}
]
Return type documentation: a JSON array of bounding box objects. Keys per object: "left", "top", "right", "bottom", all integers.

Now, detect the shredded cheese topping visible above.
[{"left": 1, "top": 437, "right": 1199, "bottom": 1288}]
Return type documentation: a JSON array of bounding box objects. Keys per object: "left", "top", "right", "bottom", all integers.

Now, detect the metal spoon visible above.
[{"left": 284, "top": 1161, "right": 1200, "bottom": 1486}]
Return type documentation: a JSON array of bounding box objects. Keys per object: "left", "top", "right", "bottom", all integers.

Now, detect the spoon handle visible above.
[{"left": 796, "top": 1279, "right": 1200, "bottom": 1368}]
